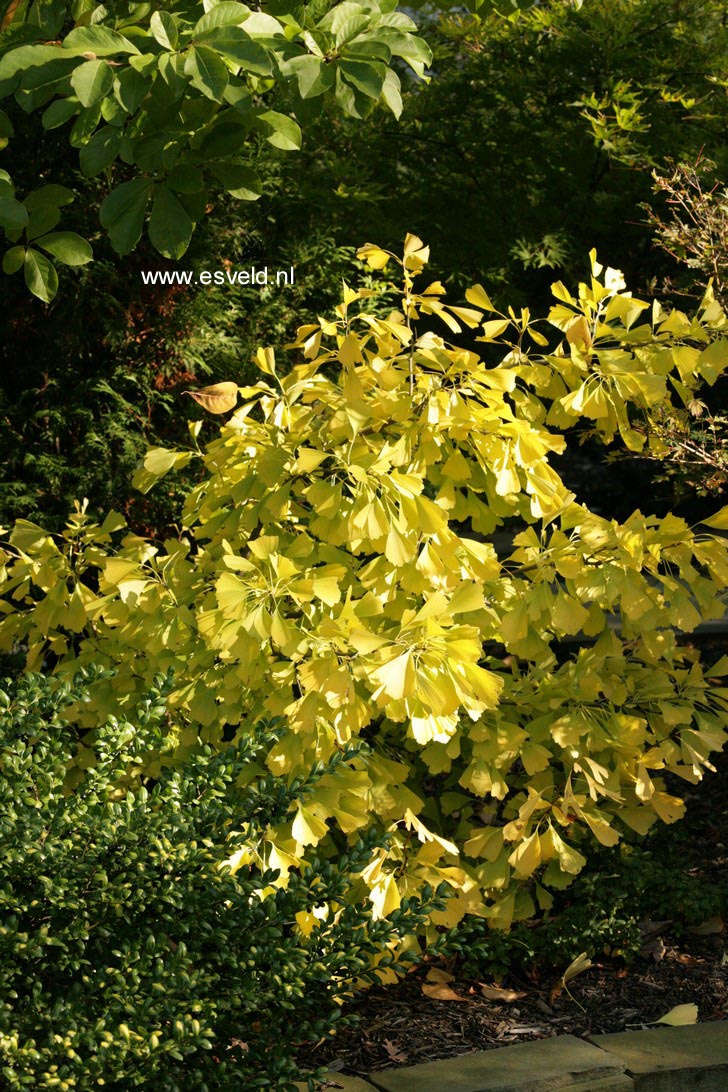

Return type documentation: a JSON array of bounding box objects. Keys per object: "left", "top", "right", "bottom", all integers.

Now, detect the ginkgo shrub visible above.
[{"left": 2, "top": 235, "right": 728, "bottom": 935}]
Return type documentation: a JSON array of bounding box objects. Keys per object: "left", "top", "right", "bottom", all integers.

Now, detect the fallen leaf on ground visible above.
[
  {"left": 425, "top": 967, "right": 455, "bottom": 984},
  {"left": 655, "top": 1003, "right": 698, "bottom": 1026},
  {"left": 383, "top": 1039, "right": 408, "bottom": 1063},
  {"left": 421, "top": 982, "right": 468, "bottom": 1002},
  {"left": 641, "top": 936, "right": 667, "bottom": 962},
  {"left": 480, "top": 985, "right": 527, "bottom": 1002},
  {"left": 686, "top": 916, "right": 723, "bottom": 935}
]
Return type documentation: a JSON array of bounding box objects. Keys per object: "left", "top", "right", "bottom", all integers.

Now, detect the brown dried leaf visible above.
[
  {"left": 383, "top": 1039, "right": 408, "bottom": 1064},
  {"left": 183, "top": 382, "right": 239, "bottom": 414},
  {"left": 421, "top": 982, "right": 468, "bottom": 1002},
  {"left": 425, "top": 967, "right": 455, "bottom": 984},
  {"left": 641, "top": 935, "right": 667, "bottom": 963},
  {"left": 480, "top": 985, "right": 527, "bottom": 1002}
]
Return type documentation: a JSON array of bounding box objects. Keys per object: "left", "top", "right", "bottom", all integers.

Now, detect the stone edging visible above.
[{"left": 306, "top": 1021, "right": 728, "bottom": 1091}]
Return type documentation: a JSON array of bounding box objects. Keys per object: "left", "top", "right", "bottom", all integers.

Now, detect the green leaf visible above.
[
  {"left": 0, "top": 198, "right": 29, "bottom": 232},
  {"left": 149, "top": 186, "right": 194, "bottom": 259},
  {"left": 24, "top": 248, "right": 58, "bottom": 303},
  {"left": 114, "top": 68, "right": 150, "bottom": 114},
  {"left": 24, "top": 185, "right": 74, "bottom": 211},
  {"left": 223, "top": 82, "right": 252, "bottom": 115},
  {"left": 332, "top": 13, "right": 370, "bottom": 47},
  {"left": 0, "top": 45, "right": 70, "bottom": 82},
  {"left": 255, "top": 110, "right": 301, "bottom": 151},
  {"left": 286, "top": 55, "right": 334, "bottom": 99},
  {"left": 42, "top": 98, "right": 80, "bottom": 130},
  {"left": 132, "top": 447, "right": 194, "bottom": 493},
  {"left": 20, "top": 58, "right": 79, "bottom": 92},
  {"left": 194, "top": 28, "right": 271, "bottom": 75},
  {"left": 198, "top": 122, "right": 248, "bottom": 160},
  {"left": 193, "top": 2, "right": 251, "bottom": 35},
  {"left": 150, "top": 11, "right": 180, "bottom": 51},
  {"left": 333, "top": 68, "right": 370, "bottom": 119},
  {"left": 26, "top": 204, "right": 61, "bottom": 242},
  {"left": 381, "top": 69, "right": 402, "bottom": 119},
  {"left": 62, "top": 26, "right": 140, "bottom": 57},
  {"left": 2, "top": 246, "right": 25, "bottom": 274},
  {"left": 338, "top": 58, "right": 387, "bottom": 99},
  {"left": 210, "top": 163, "right": 261, "bottom": 201},
  {"left": 69, "top": 104, "right": 103, "bottom": 148},
  {"left": 70, "top": 59, "right": 114, "bottom": 108},
  {"left": 79, "top": 126, "right": 121, "bottom": 177},
  {"left": 100, "top": 96, "right": 126, "bottom": 127},
  {"left": 100, "top": 179, "right": 150, "bottom": 256},
  {"left": 184, "top": 46, "right": 229, "bottom": 102},
  {"left": 36, "top": 232, "right": 93, "bottom": 267},
  {"left": 166, "top": 164, "right": 205, "bottom": 194}
]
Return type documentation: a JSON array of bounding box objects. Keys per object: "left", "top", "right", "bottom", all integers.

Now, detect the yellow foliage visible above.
[{"left": 1, "top": 239, "right": 728, "bottom": 927}]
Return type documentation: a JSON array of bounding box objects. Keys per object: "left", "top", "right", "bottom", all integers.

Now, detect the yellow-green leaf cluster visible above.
[{"left": 1, "top": 240, "right": 728, "bottom": 931}]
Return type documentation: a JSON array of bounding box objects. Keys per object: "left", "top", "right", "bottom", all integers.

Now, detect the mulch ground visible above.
[
  {"left": 298, "top": 637, "right": 728, "bottom": 1079},
  {"left": 299, "top": 933, "right": 726, "bottom": 1077}
]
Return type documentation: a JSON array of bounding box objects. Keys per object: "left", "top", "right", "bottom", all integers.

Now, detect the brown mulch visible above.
[
  {"left": 298, "top": 636, "right": 728, "bottom": 1079},
  {"left": 298, "top": 937, "right": 726, "bottom": 1077}
]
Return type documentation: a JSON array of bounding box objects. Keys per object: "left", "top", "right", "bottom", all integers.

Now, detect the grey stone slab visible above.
[
  {"left": 296, "top": 1073, "right": 379, "bottom": 1091},
  {"left": 567, "top": 1078, "right": 634, "bottom": 1092},
  {"left": 367, "top": 1035, "right": 628, "bottom": 1091},
  {"left": 588, "top": 1023, "right": 728, "bottom": 1091}
]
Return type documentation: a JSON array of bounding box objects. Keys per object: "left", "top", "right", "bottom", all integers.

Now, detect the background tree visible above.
[{"left": 1, "top": 0, "right": 726, "bottom": 533}]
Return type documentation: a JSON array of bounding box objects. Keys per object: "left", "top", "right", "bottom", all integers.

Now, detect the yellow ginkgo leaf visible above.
[
  {"left": 372, "top": 650, "right": 413, "bottom": 701},
  {"left": 369, "top": 873, "right": 401, "bottom": 920},
  {"left": 183, "top": 382, "right": 239, "bottom": 414},
  {"left": 655, "top": 1003, "right": 698, "bottom": 1027},
  {"left": 291, "top": 804, "right": 328, "bottom": 847},
  {"left": 565, "top": 315, "right": 593, "bottom": 351},
  {"left": 561, "top": 951, "right": 592, "bottom": 986},
  {"left": 357, "top": 243, "right": 391, "bottom": 269},
  {"left": 465, "top": 283, "right": 495, "bottom": 311}
]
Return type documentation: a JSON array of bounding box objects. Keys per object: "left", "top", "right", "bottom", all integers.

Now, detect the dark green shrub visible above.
[
  {"left": 0, "top": 668, "right": 440, "bottom": 1090},
  {"left": 446, "top": 842, "right": 727, "bottom": 980}
]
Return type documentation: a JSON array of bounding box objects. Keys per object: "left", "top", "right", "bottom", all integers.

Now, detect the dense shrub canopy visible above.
[
  {"left": 0, "top": 667, "right": 438, "bottom": 1090},
  {"left": 2, "top": 237, "right": 727, "bottom": 934}
]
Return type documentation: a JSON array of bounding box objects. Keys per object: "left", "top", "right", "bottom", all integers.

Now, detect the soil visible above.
[
  {"left": 299, "top": 932, "right": 726, "bottom": 1078},
  {"left": 297, "top": 639, "right": 728, "bottom": 1080}
]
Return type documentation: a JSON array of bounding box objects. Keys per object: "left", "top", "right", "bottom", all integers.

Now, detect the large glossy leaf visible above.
[
  {"left": 23, "top": 248, "right": 58, "bottom": 302},
  {"left": 0, "top": 197, "right": 28, "bottom": 231},
  {"left": 210, "top": 162, "right": 261, "bottom": 200},
  {"left": 62, "top": 26, "right": 141, "bottom": 56},
  {"left": 150, "top": 11, "right": 179, "bottom": 51},
  {"left": 99, "top": 178, "right": 150, "bottom": 255},
  {"left": 36, "top": 231, "right": 92, "bottom": 266},
  {"left": 70, "top": 59, "right": 114, "bottom": 108},
  {"left": 148, "top": 185, "right": 194, "bottom": 259},
  {"left": 195, "top": 27, "right": 271, "bottom": 75},
  {"left": 255, "top": 109, "right": 301, "bottom": 150},
  {"left": 184, "top": 46, "right": 229, "bottom": 101}
]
